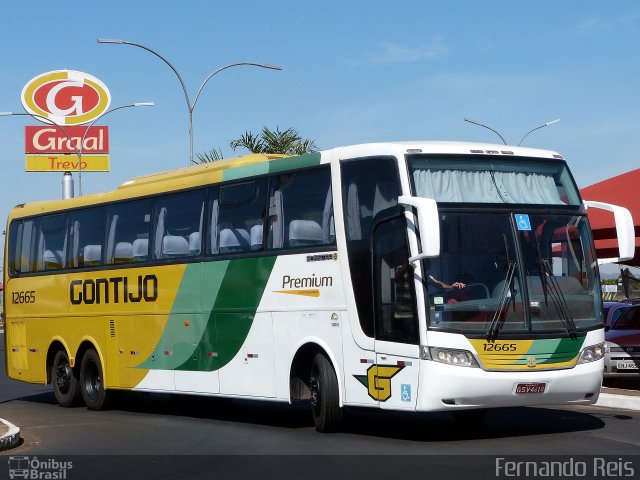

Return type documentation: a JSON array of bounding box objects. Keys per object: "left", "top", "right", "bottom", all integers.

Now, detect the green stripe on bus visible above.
[
  {"left": 223, "top": 162, "right": 269, "bottom": 181},
  {"left": 137, "top": 262, "right": 230, "bottom": 370},
  {"left": 514, "top": 335, "right": 585, "bottom": 365},
  {"left": 268, "top": 153, "right": 321, "bottom": 173},
  {"left": 175, "top": 256, "right": 277, "bottom": 371},
  {"left": 537, "top": 335, "right": 585, "bottom": 364}
]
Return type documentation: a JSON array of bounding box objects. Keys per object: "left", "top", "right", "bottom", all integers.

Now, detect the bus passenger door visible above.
[{"left": 372, "top": 216, "right": 420, "bottom": 410}]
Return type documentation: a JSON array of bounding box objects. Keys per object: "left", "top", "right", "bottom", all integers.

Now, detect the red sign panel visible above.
[
  {"left": 25, "top": 126, "right": 109, "bottom": 154},
  {"left": 21, "top": 70, "right": 111, "bottom": 125}
]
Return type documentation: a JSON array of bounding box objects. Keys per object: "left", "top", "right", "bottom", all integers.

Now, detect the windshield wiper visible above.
[
  {"left": 540, "top": 259, "right": 578, "bottom": 337},
  {"left": 486, "top": 261, "right": 517, "bottom": 341},
  {"left": 535, "top": 237, "right": 551, "bottom": 308}
]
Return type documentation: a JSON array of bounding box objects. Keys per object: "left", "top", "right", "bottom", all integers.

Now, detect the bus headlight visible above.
[
  {"left": 421, "top": 346, "right": 479, "bottom": 368},
  {"left": 578, "top": 342, "right": 605, "bottom": 364}
]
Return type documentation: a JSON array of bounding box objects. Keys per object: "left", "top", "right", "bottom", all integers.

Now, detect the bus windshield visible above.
[
  {"left": 408, "top": 155, "right": 582, "bottom": 206},
  {"left": 421, "top": 212, "right": 602, "bottom": 335}
]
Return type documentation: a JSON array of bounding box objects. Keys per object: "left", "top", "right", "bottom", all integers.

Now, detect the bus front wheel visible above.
[
  {"left": 52, "top": 350, "right": 80, "bottom": 407},
  {"left": 309, "top": 353, "right": 342, "bottom": 433},
  {"left": 80, "top": 349, "right": 109, "bottom": 410}
]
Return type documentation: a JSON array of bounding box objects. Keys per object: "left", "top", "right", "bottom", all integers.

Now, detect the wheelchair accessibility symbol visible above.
[
  {"left": 515, "top": 214, "right": 532, "bottom": 231},
  {"left": 401, "top": 384, "right": 411, "bottom": 402}
]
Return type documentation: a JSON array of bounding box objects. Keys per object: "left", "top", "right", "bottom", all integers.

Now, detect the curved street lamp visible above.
[
  {"left": 518, "top": 119, "right": 560, "bottom": 146},
  {"left": 97, "top": 38, "right": 282, "bottom": 165},
  {"left": 76, "top": 102, "right": 154, "bottom": 196},
  {"left": 464, "top": 118, "right": 507, "bottom": 145},
  {"left": 0, "top": 111, "right": 80, "bottom": 199}
]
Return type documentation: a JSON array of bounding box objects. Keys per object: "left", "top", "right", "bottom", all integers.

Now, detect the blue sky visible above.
[{"left": 0, "top": 1, "right": 639, "bottom": 250}]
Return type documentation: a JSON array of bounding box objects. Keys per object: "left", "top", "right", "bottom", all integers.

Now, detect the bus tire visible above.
[
  {"left": 309, "top": 353, "right": 342, "bottom": 433},
  {"left": 80, "top": 349, "right": 109, "bottom": 410},
  {"left": 52, "top": 350, "right": 80, "bottom": 407}
]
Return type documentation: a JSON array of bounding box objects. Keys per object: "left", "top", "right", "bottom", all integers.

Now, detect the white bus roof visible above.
[{"left": 324, "top": 141, "right": 563, "bottom": 161}]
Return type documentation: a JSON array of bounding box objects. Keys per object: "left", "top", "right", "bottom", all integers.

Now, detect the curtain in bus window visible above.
[
  {"left": 72, "top": 220, "right": 80, "bottom": 266},
  {"left": 106, "top": 215, "right": 119, "bottom": 261},
  {"left": 210, "top": 199, "right": 219, "bottom": 254},
  {"left": 322, "top": 185, "right": 334, "bottom": 244},
  {"left": 19, "top": 220, "right": 37, "bottom": 273},
  {"left": 373, "top": 182, "right": 397, "bottom": 214},
  {"left": 269, "top": 190, "right": 284, "bottom": 249},
  {"left": 346, "top": 182, "right": 362, "bottom": 240},
  {"left": 154, "top": 207, "right": 167, "bottom": 258},
  {"left": 413, "top": 169, "right": 563, "bottom": 204}
]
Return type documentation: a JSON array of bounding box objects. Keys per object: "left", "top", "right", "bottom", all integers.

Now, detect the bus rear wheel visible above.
[
  {"left": 80, "top": 349, "right": 109, "bottom": 410},
  {"left": 52, "top": 350, "right": 80, "bottom": 407},
  {"left": 309, "top": 353, "right": 342, "bottom": 433}
]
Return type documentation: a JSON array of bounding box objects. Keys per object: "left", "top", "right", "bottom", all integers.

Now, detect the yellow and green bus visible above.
[{"left": 3, "top": 142, "right": 634, "bottom": 432}]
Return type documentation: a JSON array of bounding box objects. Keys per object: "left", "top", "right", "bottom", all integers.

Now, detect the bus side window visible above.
[
  {"left": 8, "top": 221, "right": 23, "bottom": 275},
  {"left": 18, "top": 219, "right": 38, "bottom": 273},
  {"left": 69, "top": 207, "right": 106, "bottom": 268},
  {"left": 341, "top": 156, "right": 401, "bottom": 338},
  {"left": 267, "top": 167, "right": 334, "bottom": 251},
  {"left": 214, "top": 180, "right": 267, "bottom": 255},
  {"left": 35, "top": 214, "right": 68, "bottom": 271},
  {"left": 153, "top": 189, "right": 206, "bottom": 260},
  {"left": 106, "top": 200, "right": 152, "bottom": 265},
  {"left": 373, "top": 216, "right": 419, "bottom": 344}
]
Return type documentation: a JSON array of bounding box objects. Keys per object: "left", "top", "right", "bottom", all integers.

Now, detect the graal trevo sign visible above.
[
  {"left": 21, "top": 70, "right": 111, "bottom": 125},
  {"left": 21, "top": 70, "right": 111, "bottom": 172},
  {"left": 25, "top": 126, "right": 109, "bottom": 154}
]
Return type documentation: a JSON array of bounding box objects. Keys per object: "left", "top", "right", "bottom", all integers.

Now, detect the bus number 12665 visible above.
[{"left": 11, "top": 291, "right": 36, "bottom": 304}]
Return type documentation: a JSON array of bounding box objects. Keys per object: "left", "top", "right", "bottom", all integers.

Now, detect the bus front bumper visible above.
[{"left": 416, "top": 359, "right": 603, "bottom": 411}]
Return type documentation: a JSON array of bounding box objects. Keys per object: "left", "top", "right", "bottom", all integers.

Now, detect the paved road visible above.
[{"left": 1, "top": 332, "right": 640, "bottom": 477}]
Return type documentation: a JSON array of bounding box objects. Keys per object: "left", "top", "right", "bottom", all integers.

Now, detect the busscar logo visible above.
[
  {"left": 21, "top": 70, "right": 111, "bottom": 125},
  {"left": 354, "top": 364, "right": 404, "bottom": 401}
]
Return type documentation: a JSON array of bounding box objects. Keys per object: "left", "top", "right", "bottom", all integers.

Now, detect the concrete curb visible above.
[
  {"left": 0, "top": 418, "right": 21, "bottom": 451},
  {"left": 595, "top": 393, "right": 640, "bottom": 411}
]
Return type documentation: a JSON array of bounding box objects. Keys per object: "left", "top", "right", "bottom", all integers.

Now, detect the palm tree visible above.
[
  {"left": 195, "top": 127, "right": 317, "bottom": 163},
  {"left": 195, "top": 148, "right": 225, "bottom": 163},
  {"left": 231, "top": 127, "right": 317, "bottom": 155}
]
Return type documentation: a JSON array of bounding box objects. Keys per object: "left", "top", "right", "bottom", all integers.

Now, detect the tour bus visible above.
[{"left": 3, "top": 142, "right": 635, "bottom": 432}]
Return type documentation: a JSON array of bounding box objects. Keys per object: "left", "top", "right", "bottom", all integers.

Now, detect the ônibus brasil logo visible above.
[{"left": 21, "top": 70, "right": 111, "bottom": 125}]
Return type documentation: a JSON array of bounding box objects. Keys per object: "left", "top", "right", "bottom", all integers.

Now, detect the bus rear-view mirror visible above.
[
  {"left": 583, "top": 200, "right": 635, "bottom": 265},
  {"left": 398, "top": 195, "right": 441, "bottom": 263}
]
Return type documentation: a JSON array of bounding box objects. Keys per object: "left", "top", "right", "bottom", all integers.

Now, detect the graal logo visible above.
[{"left": 8, "top": 456, "right": 72, "bottom": 479}]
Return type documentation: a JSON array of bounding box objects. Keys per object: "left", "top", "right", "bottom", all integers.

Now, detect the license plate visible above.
[
  {"left": 515, "top": 383, "right": 546, "bottom": 394},
  {"left": 616, "top": 360, "right": 639, "bottom": 370}
]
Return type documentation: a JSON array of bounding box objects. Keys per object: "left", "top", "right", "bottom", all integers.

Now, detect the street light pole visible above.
[
  {"left": 76, "top": 102, "right": 154, "bottom": 196},
  {"left": 97, "top": 38, "right": 282, "bottom": 165},
  {"left": 518, "top": 119, "right": 560, "bottom": 146},
  {"left": 0, "top": 111, "right": 80, "bottom": 199},
  {"left": 464, "top": 118, "right": 508, "bottom": 145}
]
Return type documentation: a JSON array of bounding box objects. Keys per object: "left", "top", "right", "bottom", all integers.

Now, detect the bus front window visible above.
[
  {"left": 519, "top": 214, "right": 602, "bottom": 332},
  {"left": 425, "top": 213, "right": 527, "bottom": 334},
  {"left": 423, "top": 213, "right": 602, "bottom": 335}
]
